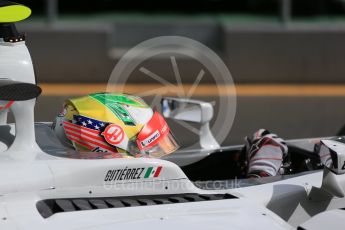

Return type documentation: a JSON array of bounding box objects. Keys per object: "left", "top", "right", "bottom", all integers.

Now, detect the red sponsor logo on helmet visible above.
[{"left": 102, "top": 124, "right": 125, "bottom": 145}]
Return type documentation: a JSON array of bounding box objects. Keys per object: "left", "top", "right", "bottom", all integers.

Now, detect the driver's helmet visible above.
[{"left": 53, "top": 93, "right": 179, "bottom": 158}]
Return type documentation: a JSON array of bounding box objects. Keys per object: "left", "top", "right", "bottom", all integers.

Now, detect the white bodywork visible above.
[
  {"left": 1, "top": 135, "right": 345, "bottom": 230},
  {"left": 299, "top": 209, "right": 345, "bottom": 230},
  {"left": 0, "top": 144, "right": 292, "bottom": 230}
]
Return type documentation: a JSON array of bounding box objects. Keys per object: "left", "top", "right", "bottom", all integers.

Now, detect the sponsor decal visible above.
[
  {"left": 141, "top": 130, "right": 160, "bottom": 148},
  {"left": 104, "top": 167, "right": 145, "bottom": 181},
  {"left": 104, "top": 166, "right": 163, "bottom": 181},
  {"left": 92, "top": 147, "right": 108, "bottom": 152},
  {"left": 102, "top": 124, "right": 125, "bottom": 146}
]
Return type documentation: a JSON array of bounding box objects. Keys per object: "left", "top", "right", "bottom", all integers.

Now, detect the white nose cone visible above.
[{"left": 0, "top": 42, "right": 35, "bottom": 84}]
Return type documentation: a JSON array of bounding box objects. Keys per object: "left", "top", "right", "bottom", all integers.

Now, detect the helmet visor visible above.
[{"left": 136, "top": 111, "right": 179, "bottom": 158}]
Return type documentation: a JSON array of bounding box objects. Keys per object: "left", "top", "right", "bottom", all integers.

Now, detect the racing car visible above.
[{"left": 1, "top": 1, "right": 345, "bottom": 229}]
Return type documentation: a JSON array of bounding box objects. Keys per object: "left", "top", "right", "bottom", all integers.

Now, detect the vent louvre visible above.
[
  {"left": 105, "top": 199, "right": 125, "bottom": 208},
  {"left": 168, "top": 197, "right": 188, "bottom": 203},
  {"left": 183, "top": 195, "right": 204, "bottom": 202},
  {"left": 55, "top": 200, "right": 76, "bottom": 212},
  {"left": 137, "top": 199, "right": 156, "bottom": 206},
  {"left": 72, "top": 199, "right": 92, "bottom": 210},
  {"left": 121, "top": 199, "right": 141, "bottom": 207},
  {"left": 37, "top": 193, "right": 236, "bottom": 218},
  {"left": 153, "top": 198, "right": 173, "bottom": 204},
  {"left": 89, "top": 199, "right": 109, "bottom": 209}
]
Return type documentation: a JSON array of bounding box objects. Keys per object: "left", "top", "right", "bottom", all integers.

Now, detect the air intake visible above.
[{"left": 37, "top": 193, "right": 236, "bottom": 218}]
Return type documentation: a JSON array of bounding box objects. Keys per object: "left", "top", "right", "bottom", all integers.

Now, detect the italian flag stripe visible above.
[{"left": 144, "top": 166, "right": 162, "bottom": 178}]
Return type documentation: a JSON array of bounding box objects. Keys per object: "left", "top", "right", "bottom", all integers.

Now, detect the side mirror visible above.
[
  {"left": 319, "top": 139, "right": 345, "bottom": 197},
  {"left": 319, "top": 139, "right": 345, "bottom": 175},
  {"left": 161, "top": 97, "right": 220, "bottom": 150}
]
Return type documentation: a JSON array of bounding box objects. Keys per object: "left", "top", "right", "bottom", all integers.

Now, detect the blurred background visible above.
[{"left": 13, "top": 0, "right": 345, "bottom": 146}]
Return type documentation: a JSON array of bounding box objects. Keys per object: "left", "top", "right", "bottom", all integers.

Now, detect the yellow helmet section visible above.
[
  {"left": 0, "top": 4, "right": 31, "bottom": 23},
  {"left": 65, "top": 93, "right": 147, "bottom": 140}
]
